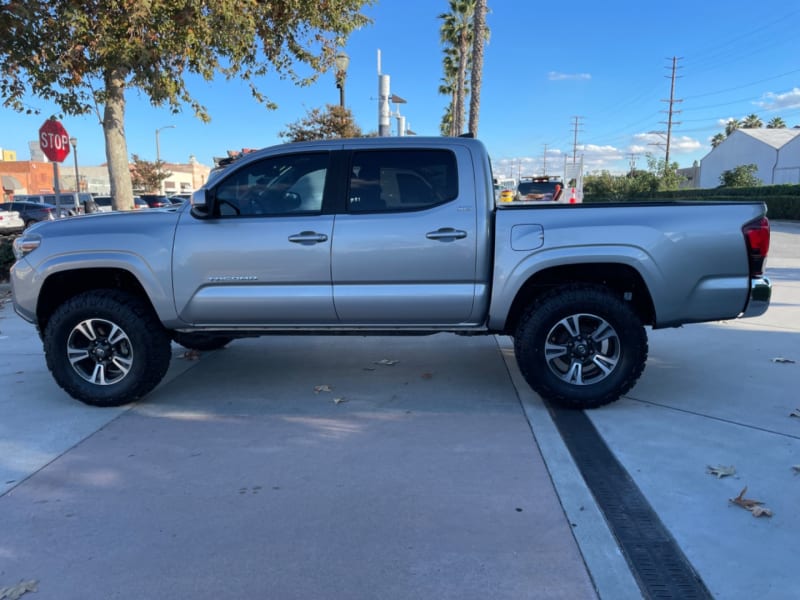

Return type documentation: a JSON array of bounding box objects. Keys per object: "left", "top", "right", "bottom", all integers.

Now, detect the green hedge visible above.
[
  {"left": 585, "top": 184, "right": 800, "bottom": 220},
  {"left": 0, "top": 237, "right": 14, "bottom": 282}
]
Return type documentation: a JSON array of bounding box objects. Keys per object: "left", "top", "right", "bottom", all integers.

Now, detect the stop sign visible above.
[{"left": 39, "top": 119, "right": 71, "bottom": 163}]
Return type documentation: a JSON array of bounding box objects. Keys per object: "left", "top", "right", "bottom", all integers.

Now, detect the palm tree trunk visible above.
[
  {"left": 468, "top": 0, "right": 486, "bottom": 137},
  {"left": 103, "top": 67, "right": 135, "bottom": 211},
  {"left": 455, "top": 32, "right": 469, "bottom": 135}
]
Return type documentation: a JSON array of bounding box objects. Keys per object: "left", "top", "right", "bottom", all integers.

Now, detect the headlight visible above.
[{"left": 12, "top": 233, "right": 41, "bottom": 260}]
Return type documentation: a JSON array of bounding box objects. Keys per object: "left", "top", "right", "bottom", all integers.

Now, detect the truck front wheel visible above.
[
  {"left": 43, "top": 290, "right": 172, "bottom": 407},
  {"left": 514, "top": 284, "right": 648, "bottom": 409}
]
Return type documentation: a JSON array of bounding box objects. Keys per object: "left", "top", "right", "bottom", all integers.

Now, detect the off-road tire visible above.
[
  {"left": 44, "top": 289, "right": 172, "bottom": 407},
  {"left": 514, "top": 284, "right": 648, "bottom": 409},
  {"left": 171, "top": 331, "right": 233, "bottom": 351}
]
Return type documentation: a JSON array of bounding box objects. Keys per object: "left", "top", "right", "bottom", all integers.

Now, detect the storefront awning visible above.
[{"left": 1, "top": 175, "right": 23, "bottom": 190}]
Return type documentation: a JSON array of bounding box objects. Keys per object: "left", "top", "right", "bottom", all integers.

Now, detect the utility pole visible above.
[
  {"left": 571, "top": 116, "right": 584, "bottom": 164},
  {"left": 542, "top": 144, "right": 548, "bottom": 175},
  {"left": 627, "top": 153, "right": 638, "bottom": 175},
  {"left": 661, "top": 56, "right": 683, "bottom": 172}
]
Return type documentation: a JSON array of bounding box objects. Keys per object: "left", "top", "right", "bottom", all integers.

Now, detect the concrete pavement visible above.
[{"left": 0, "top": 220, "right": 798, "bottom": 599}]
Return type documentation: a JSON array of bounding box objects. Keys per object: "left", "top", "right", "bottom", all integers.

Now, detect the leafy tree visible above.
[
  {"left": 719, "top": 164, "right": 761, "bottom": 188},
  {"left": 711, "top": 133, "right": 726, "bottom": 148},
  {"left": 725, "top": 119, "right": 741, "bottom": 136},
  {"left": 279, "top": 104, "right": 363, "bottom": 142},
  {"left": 438, "top": 47, "right": 460, "bottom": 136},
  {"left": 0, "top": 1, "right": 372, "bottom": 210},
  {"left": 741, "top": 114, "right": 763, "bottom": 128},
  {"left": 767, "top": 117, "right": 787, "bottom": 129},
  {"left": 646, "top": 155, "right": 684, "bottom": 191},
  {"left": 439, "top": 0, "right": 475, "bottom": 136},
  {"left": 130, "top": 154, "right": 170, "bottom": 193},
  {"left": 468, "top": 0, "right": 489, "bottom": 138}
]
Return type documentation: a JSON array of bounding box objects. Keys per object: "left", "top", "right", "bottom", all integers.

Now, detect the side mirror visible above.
[{"left": 190, "top": 189, "right": 211, "bottom": 219}]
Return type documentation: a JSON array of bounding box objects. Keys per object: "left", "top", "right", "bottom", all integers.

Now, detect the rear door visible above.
[
  {"left": 172, "top": 151, "right": 338, "bottom": 326},
  {"left": 331, "top": 146, "right": 479, "bottom": 325}
]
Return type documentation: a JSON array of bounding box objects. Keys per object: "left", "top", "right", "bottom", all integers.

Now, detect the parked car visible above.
[
  {"left": 0, "top": 207, "right": 24, "bottom": 235},
  {"left": 138, "top": 194, "right": 172, "bottom": 208},
  {"left": 0, "top": 201, "right": 65, "bottom": 228},
  {"left": 93, "top": 196, "right": 150, "bottom": 212},
  {"left": 12, "top": 192, "right": 94, "bottom": 215}
]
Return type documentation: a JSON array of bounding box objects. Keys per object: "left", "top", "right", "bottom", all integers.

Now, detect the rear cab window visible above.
[{"left": 347, "top": 149, "right": 458, "bottom": 213}]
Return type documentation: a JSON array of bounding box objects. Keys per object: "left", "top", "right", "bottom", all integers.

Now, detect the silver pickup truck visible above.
[{"left": 10, "top": 137, "right": 771, "bottom": 409}]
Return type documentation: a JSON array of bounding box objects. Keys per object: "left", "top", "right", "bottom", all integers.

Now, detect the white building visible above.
[{"left": 699, "top": 128, "right": 800, "bottom": 188}]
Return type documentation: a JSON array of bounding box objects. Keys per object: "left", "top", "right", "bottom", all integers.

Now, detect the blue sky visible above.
[{"left": 2, "top": 0, "right": 799, "bottom": 179}]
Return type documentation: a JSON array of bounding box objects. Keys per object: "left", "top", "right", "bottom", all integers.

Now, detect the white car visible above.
[{"left": 0, "top": 208, "right": 25, "bottom": 235}]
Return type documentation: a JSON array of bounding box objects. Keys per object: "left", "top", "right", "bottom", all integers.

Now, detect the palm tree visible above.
[
  {"left": 711, "top": 133, "right": 725, "bottom": 148},
  {"left": 767, "top": 116, "right": 787, "bottom": 129},
  {"left": 439, "top": 0, "right": 476, "bottom": 136},
  {"left": 725, "top": 118, "right": 740, "bottom": 136},
  {"left": 438, "top": 47, "right": 459, "bottom": 136},
  {"left": 741, "top": 113, "right": 763, "bottom": 129},
  {"left": 468, "top": 0, "right": 488, "bottom": 137}
]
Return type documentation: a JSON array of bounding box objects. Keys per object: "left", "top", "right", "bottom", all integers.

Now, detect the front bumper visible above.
[{"left": 741, "top": 276, "right": 771, "bottom": 318}]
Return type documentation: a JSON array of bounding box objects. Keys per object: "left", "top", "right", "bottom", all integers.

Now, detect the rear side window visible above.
[{"left": 348, "top": 149, "right": 458, "bottom": 213}]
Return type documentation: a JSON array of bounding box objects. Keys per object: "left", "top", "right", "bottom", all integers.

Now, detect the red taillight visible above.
[{"left": 742, "top": 217, "right": 770, "bottom": 276}]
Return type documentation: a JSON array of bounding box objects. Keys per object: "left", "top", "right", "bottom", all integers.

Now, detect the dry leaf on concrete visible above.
[
  {"left": 729, "top": 486, "right": 773, "bottom": 518},
  {"left": 792, "top": 465, "right": 800, "bottom": 475},
  {"left": 333, "top": 397, "right": 347, "bottom": 405},
  {"left": 706, "top": 465, "right": 736, "bottom": 479},
  {"left": 374, "top": 359, "right": 399, "bottom": 366},
  {"left": 0, "top": 580, "right": 39, "bottom": 600},
  {"left": 181, "top": 349, "right": 201, "bottom": 361},
  {"left": 771, "top": 357, "right": 796, "bottom": 364},
  {"left": 313, "top": 385, "right": 332, "bottom": 394},
  {"left": 790, "top": 409, "right": 800, "bottom": 418}
]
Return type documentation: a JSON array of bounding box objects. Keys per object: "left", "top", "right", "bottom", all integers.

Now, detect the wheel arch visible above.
[
  {"left": 37, "top": 267, "right": 157, "bottom": 334},
  {"left": 502, "top": 262, "right": 656, "bottom": 335}
]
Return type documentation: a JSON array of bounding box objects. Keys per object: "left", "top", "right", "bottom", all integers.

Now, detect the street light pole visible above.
[
  {"left": 155, "top": 125, "right": 176, "bottom": 194},
  {"left": 69, "top": 136, "right": 80, "bottom": 193},
  {"left": 334, "top": 51, "right": 350, "bottom": 108}
]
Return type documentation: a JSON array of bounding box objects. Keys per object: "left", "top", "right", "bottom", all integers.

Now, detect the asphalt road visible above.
[{"left": 0, "top": 220, "right": 797, "bottom": 599}]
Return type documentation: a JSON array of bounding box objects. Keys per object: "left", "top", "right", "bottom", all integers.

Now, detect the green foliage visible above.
[
  {"left": 0, "top": 1, "right": 374, "bottom": 119},
  {"left": 278, "top": 104, "right": 363, "bottom": 142},
  {"left": 130, "top": 154, "right": 171, "bottom": 193},
  {"left": 720, "top": 164, "right": 761, "bottom": 188},
  {"left": 0, "top": 238, "right": 14, "bottom": 281},
  {"left": 583, "top": 154, "right": 683, "bottom": 200},
  {"left": 584, "top": 184, "right": 800, "bottom": 221}
]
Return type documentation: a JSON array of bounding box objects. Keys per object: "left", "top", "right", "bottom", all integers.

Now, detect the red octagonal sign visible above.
[{"left": 39, "top": 119, "right": 70, "bottom": 163}]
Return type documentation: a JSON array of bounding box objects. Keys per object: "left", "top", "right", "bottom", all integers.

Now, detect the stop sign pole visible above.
[{"left": 38, "top": 118, "right": 72, "bottom": 217}]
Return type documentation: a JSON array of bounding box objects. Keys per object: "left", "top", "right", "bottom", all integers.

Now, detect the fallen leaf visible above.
[
  {"left": 374, "top": 359, "right": 399, "bottom": 366},
  {"left": 0, "top": 580, "right": 38, "bottom": 600},
  {"left": 706, "top": 465, "right": 736, "bottom": 479},
  {"left": 790, "top": 409, "right": 800, "bottom": 418},
  {"left": 313, "top": 385, "right": 332, "bottom": 394},
  {"left": 421, "top": 372, "right": 433, "bottom": 380},
  {"left": 333, "top": 397, "right": 347, "bottom": 405},
  {"left": 729, "top": 486, "right": 772, "bottom": 517},
  {"left": 181, "top": 349, "right": 201, "bottom": 361},
  {"left": 771, "top": 357, "right": 796, "bottom": 364},
  {"left": 792, "top": 465, "right": 800, "bottom": 475}
]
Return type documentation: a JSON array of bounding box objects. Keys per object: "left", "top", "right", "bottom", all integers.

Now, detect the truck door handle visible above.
[
  {"left": 288, "top": 231, "right": 329, "bottom": 245},
  {"left": 426, "top": 227, "right": 467, "bottom": 241}
]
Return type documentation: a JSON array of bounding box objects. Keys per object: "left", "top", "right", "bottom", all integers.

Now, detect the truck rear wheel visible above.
[
  {"left": 514, "top": 284, "right": 648, "bottom": 409},
  {"left": 43, "top": 290, "right": 172, "bottom": 407}
]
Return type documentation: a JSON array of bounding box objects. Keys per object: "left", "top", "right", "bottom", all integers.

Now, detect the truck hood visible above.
[{"left": 26, "top": 205, "right": 183, "bottom": 237}]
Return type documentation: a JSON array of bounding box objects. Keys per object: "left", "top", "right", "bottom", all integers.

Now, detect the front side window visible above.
[
  {"left": 348, "top": 149, "right": 458, "bottom": 213},
  {"left": 213, "top": 153, "right": 328, "bottom": 218}
]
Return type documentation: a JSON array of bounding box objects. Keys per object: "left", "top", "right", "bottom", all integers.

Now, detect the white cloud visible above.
[
  {"left": 757, "top": 87, "right": 800, "bottom": 110},
  {"left": 548, "top": 71, "right": 591, "bottom": 81}
]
